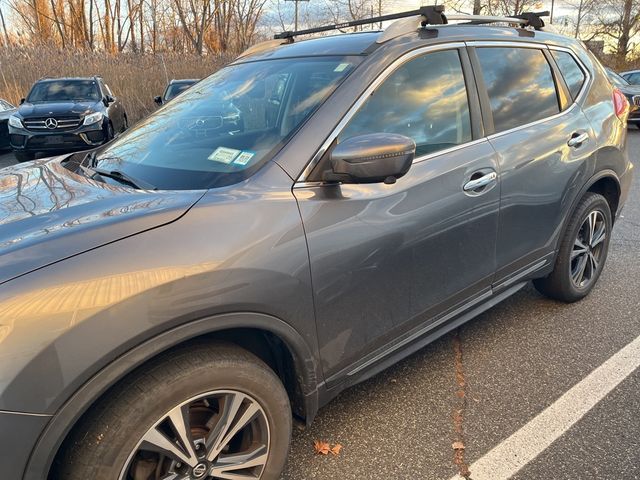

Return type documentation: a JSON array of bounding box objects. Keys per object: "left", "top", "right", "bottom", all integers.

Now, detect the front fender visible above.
[{"left": 22, "top": 311, "right": 320, "bottom": 480}]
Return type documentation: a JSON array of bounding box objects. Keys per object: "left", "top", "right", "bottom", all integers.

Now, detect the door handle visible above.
[
  {"left": 463, "top": 171, "right": 497, "bottom": 192},
  {"left": 568, "top": 132, "right": 589, "bottom": 148}
]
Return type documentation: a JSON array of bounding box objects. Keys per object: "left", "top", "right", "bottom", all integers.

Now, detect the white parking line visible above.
[{"left": 451, "top": 334, "right": 640, "bottom": 480}]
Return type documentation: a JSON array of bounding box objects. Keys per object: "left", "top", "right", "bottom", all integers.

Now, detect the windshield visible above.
[
  {"left": 164, "top": 81, "right": 198, "bottom": 101},
  {"left": 607, "top": 70, "right": 629, "bottom": 87},
  {"left": 27, "top": 80, "right": 101, "bottom": 103},
  {"left": 91, "top": 56, "right": 359, "bottom": 190}
]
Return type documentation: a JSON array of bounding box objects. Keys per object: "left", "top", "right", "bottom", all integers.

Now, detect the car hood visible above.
[
  {"left": 18, "top": 101, "right": 99, "bottom": 118},
  {"left": 0, "top": 108, "right": 16, "bottom": 121},
  {"left": 0, "top": 157, "right": 205, "bottom": 285}
]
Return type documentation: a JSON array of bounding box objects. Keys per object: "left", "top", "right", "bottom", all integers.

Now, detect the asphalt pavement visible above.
[
  {"left": 0, "top": 151, "right": 15, "bottom": 169},
  {"left": 1, "top": 132, "right": 639, "bottom": 480}
]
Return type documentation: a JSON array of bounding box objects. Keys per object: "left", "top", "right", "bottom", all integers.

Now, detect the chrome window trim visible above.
[
  {"left": 295, "top": 40, "right": 593, "bottom": 185},
  {"left": 295, "top": 42, "right": 467, "bottom": 183},
  {"left": 294, "top": 138, "right": 489, "bottom": 188}
]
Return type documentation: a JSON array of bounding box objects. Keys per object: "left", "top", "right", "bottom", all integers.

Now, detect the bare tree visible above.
[{"left": 588, "top": 0, "right": 640, "bottom": 64}]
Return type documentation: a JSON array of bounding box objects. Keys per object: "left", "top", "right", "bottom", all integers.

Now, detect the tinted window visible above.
[
  {"left": 339, "top": 50, "right": 472, "bottom": 157},
  {"left": 27, "top": 80, "right": 101, "bottom": 102},
  {"left": 476, "top": 48, "right": 560, "bottom": 133},
  {"left": 164, "top": 82, "right": 197, "bottom": 101},
  {"left": 551, "top": 50, "right": 586, "bottom": 100},
  {"left": 625, "top": 72, "right": 640, "bottom": 84},
  {"left": 91, "top": 57, "right": 359, "bottom": 190}
]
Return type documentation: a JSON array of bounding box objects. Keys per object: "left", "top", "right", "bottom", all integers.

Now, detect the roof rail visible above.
[{"left": 236, "top": 38, "right": 294, "bottom": 60}]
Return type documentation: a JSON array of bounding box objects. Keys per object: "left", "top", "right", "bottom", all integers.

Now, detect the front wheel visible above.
[
  {"left": 55, "top": 343, "right": 292, "bottom": 480},
  {"left": 534, "top": 192, "right": 612, "bottom": 302}
]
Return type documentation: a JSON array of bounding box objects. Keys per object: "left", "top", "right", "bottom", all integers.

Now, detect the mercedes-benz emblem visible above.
[{"left": 44, "top": 118, "right": 58, "bottom": 129}]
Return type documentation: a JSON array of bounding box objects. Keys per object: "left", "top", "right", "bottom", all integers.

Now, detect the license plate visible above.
[{"left": 45, "top": 135, "right": 64, "bottom": 144}]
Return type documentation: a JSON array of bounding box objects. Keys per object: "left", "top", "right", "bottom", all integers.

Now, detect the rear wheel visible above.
[
  {"left": 55, "top": 343, "right": 292, "bottom": 480},
  {"left": 14, "top": 151, "right": 35, "bottom": 162},
  {"left": 533, "top": 192, "right": 612, "bottom": 302}
]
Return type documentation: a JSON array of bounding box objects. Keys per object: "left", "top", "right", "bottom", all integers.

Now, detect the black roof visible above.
[{"left": 36, "top": 77, "right": 101, "bottom": 82}]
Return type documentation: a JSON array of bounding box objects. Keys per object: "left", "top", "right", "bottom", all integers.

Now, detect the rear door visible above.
[
  {"left": 293, "top": 46, "right": 501, "bottom": 385},
  {"left": 469, "top": 43, "right": 595, "bottom": 287}
]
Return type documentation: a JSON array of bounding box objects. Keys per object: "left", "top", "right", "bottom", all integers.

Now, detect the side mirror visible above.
[
  {"left": 20, "top": 98, "right": 25, "bottom": 105},
  {"left": 327, "top": 133, "right": 415, "bottom": 184},
  {"left": 103, "top": 95, "right": 115, "bottom": 106},
  {"left": 154, "top": 95, "right": 163, "bottom": 106}
]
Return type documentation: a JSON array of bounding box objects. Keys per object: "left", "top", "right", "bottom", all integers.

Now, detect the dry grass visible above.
[{"left": 0, "top": 46, "right": 233, "bottom": 122}]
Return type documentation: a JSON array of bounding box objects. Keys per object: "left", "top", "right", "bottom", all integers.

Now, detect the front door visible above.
[{"left": 293, "top": 47, "right": 501, "bottom": 384}]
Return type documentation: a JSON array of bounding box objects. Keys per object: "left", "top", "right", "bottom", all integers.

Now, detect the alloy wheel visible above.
[
  {"left": 570, "top": 210, "right": 607, "bottom": 288},
  {"left": 119, "top": 390, "right": 270, "bottom": 480}
]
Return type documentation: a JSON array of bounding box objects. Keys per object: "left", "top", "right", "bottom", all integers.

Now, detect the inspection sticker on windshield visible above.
[
  {"left": 233, "top": 151, "right": 255, "bottom": 166},
  {"left": 334, "top": 63, "right": 350, "bottom": 72},
  {"left": 208, "top": 147, "right": 241, "bottom": 164}
]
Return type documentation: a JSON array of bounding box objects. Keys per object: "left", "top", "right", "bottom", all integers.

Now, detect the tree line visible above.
[{"left": 1, "top": 0, "right": 640, "bottom": 63}]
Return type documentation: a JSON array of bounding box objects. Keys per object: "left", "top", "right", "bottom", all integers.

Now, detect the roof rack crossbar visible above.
[
  {"left": 450, "top": 11, "right": 549, "bottom": 29},
  {"left": 274, "top": 5, "right": 446, "bottom": 40}
]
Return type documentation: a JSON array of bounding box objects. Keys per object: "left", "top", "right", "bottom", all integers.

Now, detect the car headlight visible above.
[
  {"left": 8, "top": 115, "right": 23, "bottom": 128},
  {"left": 83, "top": 112, "right": 104, "bottom": 126}
]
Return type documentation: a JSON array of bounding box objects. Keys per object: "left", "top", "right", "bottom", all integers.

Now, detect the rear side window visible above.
[
  {"left": 339, "top": 49, "right": 472, "bottom": 157},
  {"left": 476, "top": 47, "right": 560, "bottom": 133},
  {"left": 551, "top": 50, "right": 586, "bottom": 100}
]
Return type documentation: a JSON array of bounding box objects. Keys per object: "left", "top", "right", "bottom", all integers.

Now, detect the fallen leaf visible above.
[
  {"left": 330, "top": 443, "right": 343, "bottom": 455},
  {"left": 314, "top": 440, "right": 331, "bottom": 455},
  {"left": 452, "top": 441, "right": 465, "bottom": 450}
]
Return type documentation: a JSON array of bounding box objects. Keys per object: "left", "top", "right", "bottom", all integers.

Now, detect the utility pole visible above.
[
  {"left": 286, "top": 0, "right": 309, "bottom": 31},
  {"left": 0, "top": 4, "right": 9, "bottom": 47},
  {"left": 550, "top": 0, "right": 555, "bottom": 23}
]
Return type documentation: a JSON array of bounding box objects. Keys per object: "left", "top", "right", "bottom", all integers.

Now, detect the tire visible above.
[
  {"left": 533, "top": 192, "right": 612, "bottom": 302},
  {"left": 14, "top": 151, "right": 36, "bottom": 162},
  {"left": 55, "top": 342, "right": 292, "bottom": 480},
  {"left": 123, "top": 114, "right": 129, "bottom": 131}
]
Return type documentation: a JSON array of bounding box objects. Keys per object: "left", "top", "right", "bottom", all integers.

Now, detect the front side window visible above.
[
  {"left": 476, "top": 47, "right": 560, "bottom": 133},
  {"left": 551, "top": 50, "right": 586, "bottom": 101},
  {"left": 27, "top": 80, "right": 101, "bottom": 103},
  {"left": 339, "top": 49, "right": 472, "bottom": 157},
  {"left": 89, "top": 57, "right": 359, "bottom": 190}
]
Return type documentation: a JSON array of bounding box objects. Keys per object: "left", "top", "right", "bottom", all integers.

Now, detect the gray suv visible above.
[{"left": 0, "top": 8, "right": 633, "bottom": 480}]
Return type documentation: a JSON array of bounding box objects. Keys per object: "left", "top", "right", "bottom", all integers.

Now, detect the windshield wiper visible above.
[
  {"left": 82, "top": 150, "right": 98, "bottom": 167},
  {"left": 79, "top": 164, "right": 157, "bottom": 190}
]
